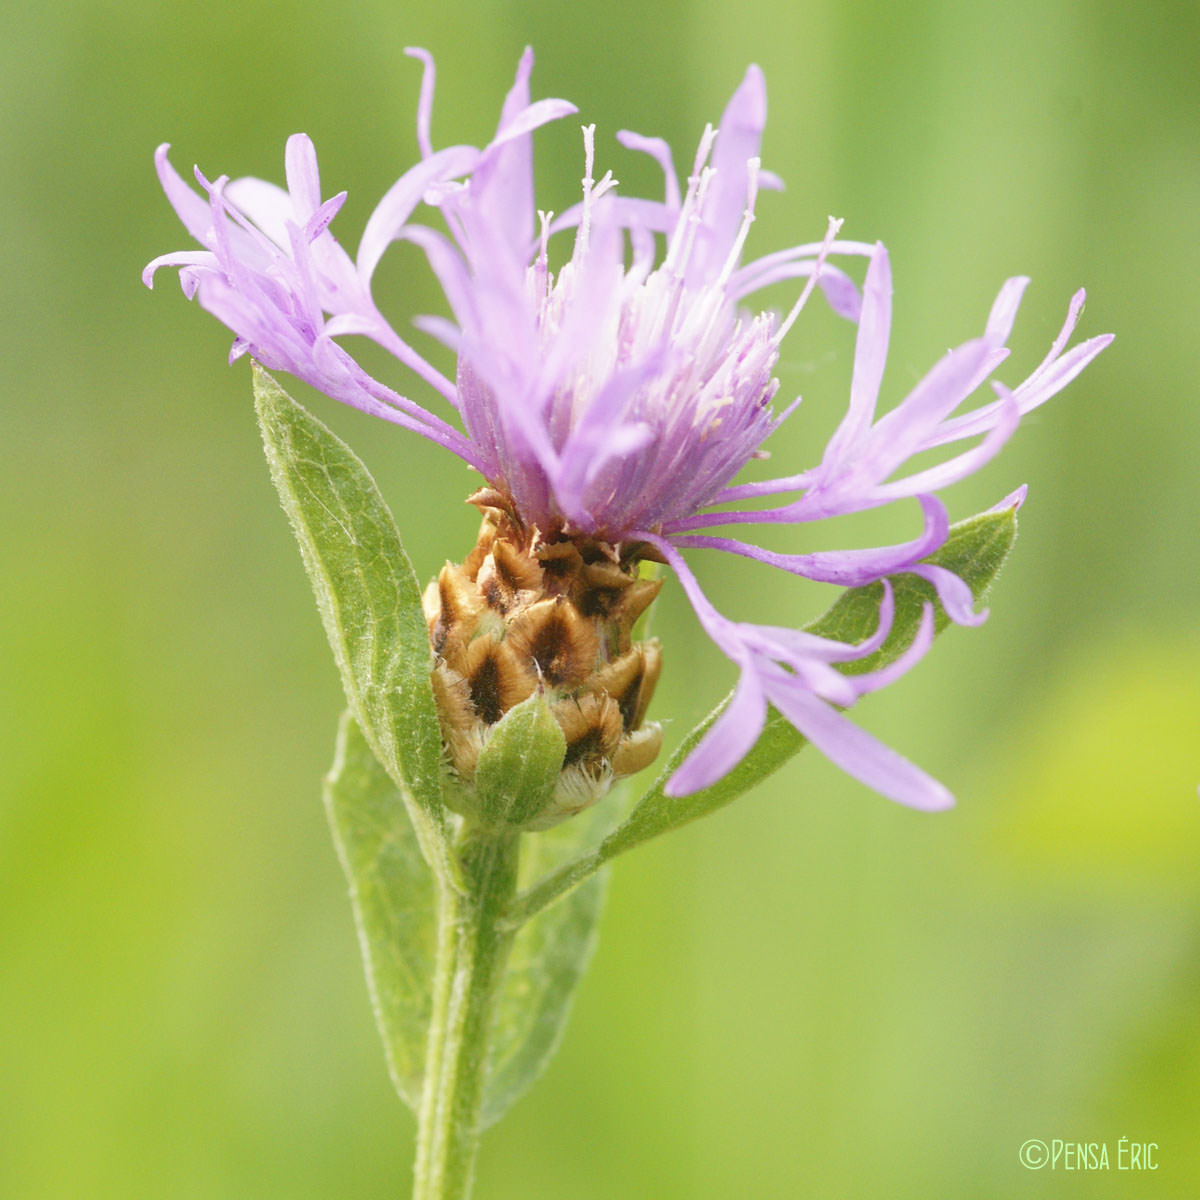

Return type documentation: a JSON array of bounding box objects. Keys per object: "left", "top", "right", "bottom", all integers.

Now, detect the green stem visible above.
[
  {"left": 413, "top": 828, "right": 521, "bottom": 1200},
  {"left": 505, "top": 846, "right": 603, "bottom": 929}
]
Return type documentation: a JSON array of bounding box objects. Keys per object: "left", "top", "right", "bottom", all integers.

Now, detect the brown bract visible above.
[{"left": 423, "top": 493, "right": 664, "bottom": 826}]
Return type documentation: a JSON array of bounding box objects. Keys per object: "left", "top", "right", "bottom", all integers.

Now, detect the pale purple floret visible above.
[{"left": 145, "top": 49, "right": 1112, "bottom": 809}]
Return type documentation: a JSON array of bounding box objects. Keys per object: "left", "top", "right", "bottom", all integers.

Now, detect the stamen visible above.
[
  {"left": 691, "top": 123, "right": 718, "bottom": 178},
  {"left": 533, "top": 209, "right": 554, "bottom": 305},
  {"left": 671, "top": 167, "right": 713, "bottom": 278},
  {"left": 714, "top": 157, "right": 760, "bottom": 289},
  {"left": 662, "top": 124, "right": 716, "bottom": 273},
  {"left": 776, "top": 215, "right": 843, "bottom": 341},
  {"left": 576, "top": 124, "right": 598, "bottom": 256}
]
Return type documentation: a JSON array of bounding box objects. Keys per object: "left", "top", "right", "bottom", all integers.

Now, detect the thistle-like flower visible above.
[{"left": 145, "top": 49, "right": 1111, "bottom": 816}]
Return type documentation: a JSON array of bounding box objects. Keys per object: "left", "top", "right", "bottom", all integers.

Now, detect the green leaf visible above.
[
  {"left": 324, "top": 711, "right": 436, "bottom": 1111},
  {"left": 473, "top": 693, "right": 567, "bottom": 829},
  {"left": 480, "top": 804, "right": 612, "bottom": 1126},
  {"left": 812, "top": 503, "right": 1020, "bottom": 673},
  {"left": 254, "top": 367, "right": 448, "bottom": 866},
  {"left": 606, "top": 504, "right": 1018, "bottom": 849},
  {"left": 509, "top": 501, "right": 1019, "bottom": 923}
]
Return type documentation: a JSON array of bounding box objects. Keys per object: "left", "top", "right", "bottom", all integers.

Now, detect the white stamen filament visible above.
[
  {"left": 715, "top": 157, "right": 760, "bottom": 290},
  {"left": 662, "top": 124, "right": 716, "bottom": 274},
  {"left": 776, "top": 215, "right": 843, "bottom": 341},
  {"left": 576, "top": 125, "right": 597, "bottom": 256},
  {"left": 534, "top": 209, "right": 553, "bottom": 292}
]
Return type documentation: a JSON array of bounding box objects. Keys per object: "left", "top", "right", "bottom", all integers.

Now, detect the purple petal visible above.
[
  {"left": 907, "top": 563, "right": 988, "bottom": 627},
  {"left": 850, "top": 602, "right": 935, "bottom": 694},
  {"left": 403, "top": 47, "right": 437, "bottom": 159},
  {"left": 142, "top": 249, "right": 216, "bottom": 288},
  {"left": 822, "top": 242, "right": 892, "bottom": 462},
  {"left": 1011, "top": 333, "right": 1115, "bottom": 408},
  {"left": 553, "top": 354, "right": 666, "bottom": 524},
  {"left": 494, "top": 98, "right": 581, "bottom": 151},
  {"left": 153, "top": 145, "right": 219, "bottom": 246},
  {"left": 547, "top": 196, "right": 677, "bottom": 248},
  {"left": 665, "top": 662, "right": 767, "bottom": 796},
  {"left": 764, "top": 679, "right": 954, "bottom": 810},
  {"left": 730, "top": 238, "right": 877, "bottom": 298},
  {"left": 221, "top": 176, "right": 291, "bottom": 246},
  {"left": 741, "top": 580, "right": 897, "bottom": 667},
  {"left": 698, "top": 468, "right": 814, "bottom": 510},
  {"left": 284, "top": 133, "right": 322, "bottom": 220},
  {"left": 634, "top": 531, "right": 732, "bottom": 640},
  {"left": 467, "top": 50, "right": 571, "bottom": 250},
  {"left": 687, "top": 65, "right": 767, "bottom": 283},
  {"left": 1037, "top": 287, "right": 1087, "bottom": 368},
  {"left": 411, "top": 313, "right": 461, "bottom": 351},
  {"left": 670, "top": 494, "right": 948, "bottom": 585},
  {"left": 817, "top": 267, "right": 864, "bottom": 322},
  {"left": 857, "top": 339, "right": 999, "bottom": 479},
  {"left": 984, "top": 275, "right": 1030, "bottom": 343},
  {"left": 528, "top": 214, "right": 627, "bottom": 413},
  {"left": 873, "top": 391, "right": 1021, "bottom": 501},
  {"left": 389, "top": 225, "right": 476, "bottom": 326},
  {"left": 616, "top": 129, "right": 681, "bottom": 209},
  {"left": 303, "top": 191, "right": 346, "bottom": 241},
  {"left": 357, "top": 145, "right": 480, "bottom": 283},
  {"left": 925, "top": 289, "right": 1112, "bottom": 448},
  {"left": 322, "top": 313, "right": 379, "bottom": 338}
]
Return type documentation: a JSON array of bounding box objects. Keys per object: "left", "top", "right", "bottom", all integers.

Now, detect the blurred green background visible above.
[{"left": 3, "top": 0, "right": 1197, "bottom": 1195}]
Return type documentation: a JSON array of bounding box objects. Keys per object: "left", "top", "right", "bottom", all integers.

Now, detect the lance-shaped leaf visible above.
[
  {"left": 508, "top": 501, "right": 1020, "bottom": 923},
  {"left": 481, "top": 802, "right": 612, "bottom": 1126},
  {"left": 255, "top": 367, "right": 448, "bottom": 866},
  {"left": 324, "top": 712, "right": 436, "bottom": 1111}
]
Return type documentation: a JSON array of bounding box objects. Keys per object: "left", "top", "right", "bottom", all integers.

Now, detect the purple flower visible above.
[{"left": 146, "top": 49, "right": 1111, "bottom": 810}]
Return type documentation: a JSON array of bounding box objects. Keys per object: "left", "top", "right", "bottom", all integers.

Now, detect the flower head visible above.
[{"left": 146, "top": 49, "right": 1111, "bottom": 811}]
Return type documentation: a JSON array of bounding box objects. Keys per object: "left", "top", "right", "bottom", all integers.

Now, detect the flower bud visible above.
[{"left": 424, "top": 494, "right": 663, "bottom": 828}]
